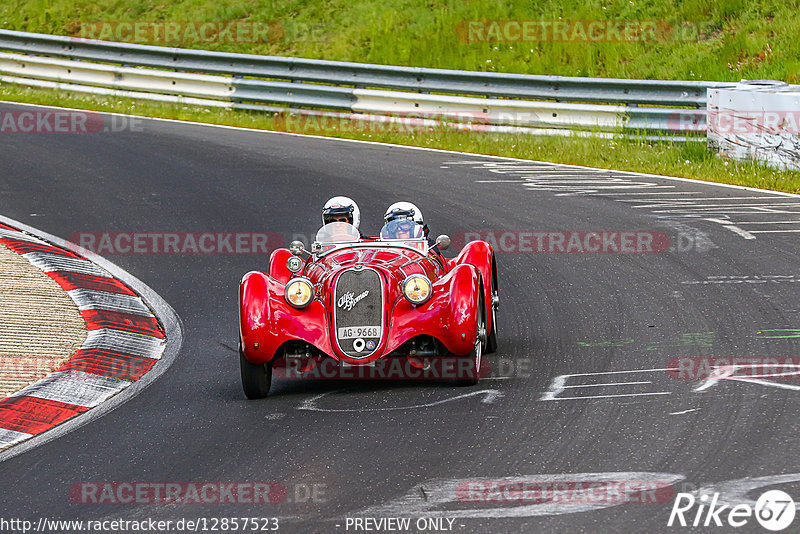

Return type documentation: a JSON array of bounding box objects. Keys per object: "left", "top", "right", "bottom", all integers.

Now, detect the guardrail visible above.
[{"left": 0, "top": 29, "right": 734, "bottom": 138}]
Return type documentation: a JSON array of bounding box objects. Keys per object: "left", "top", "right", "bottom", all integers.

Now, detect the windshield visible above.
[
  {"left": 314, "top": 222, "right": 361, "bottom": 244},
  {"left": 379, "top": 219, "right": 426, "bottom": 241}
]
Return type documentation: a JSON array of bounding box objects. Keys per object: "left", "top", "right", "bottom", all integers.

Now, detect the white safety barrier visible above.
[{"left": 707, "top": 81, "right": 800, "bottom": 171}]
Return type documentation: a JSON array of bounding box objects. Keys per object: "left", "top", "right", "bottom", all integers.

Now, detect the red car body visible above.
[{"left": 238, "top": 224, "right": 498, "bottom": 397}]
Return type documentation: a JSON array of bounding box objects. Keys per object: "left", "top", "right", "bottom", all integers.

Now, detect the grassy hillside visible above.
[{"left": 1, "top": 0, "right": 798, "bottom": 82}]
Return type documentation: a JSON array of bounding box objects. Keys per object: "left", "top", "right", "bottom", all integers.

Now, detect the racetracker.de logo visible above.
[
  {"left": 0, "top": 111, "right": 141, "bottom": 134},
  {"left": 668, "top": 110, "right": 800, "bottom": 134},
  {"left": 454, "top": 230, "right": 670, "bottom": 253},
  {"left": 456, "top": 20, "right": 678, "bottom": 43},
  {"left": 69, "top": 482, "right": 286, "bottom": 505},
  {"left": 274, "top": 356, "right": 489, "bottom": 381},
  {"left": 76, "top": 21, "right": 284, "bottom": 44},
  {"left": 70, "top": 232, "right": 285, "bottom": 254},
  {"left": 273, "top": 110, "right": 491, "bottom": 134}
]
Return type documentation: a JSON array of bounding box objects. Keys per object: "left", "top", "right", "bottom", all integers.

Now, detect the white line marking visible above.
[
  {"left": 563, "top": 381, "right": 651, "bottom": 388},
  {"left": 669, "top": 408, "right": 699, "bottom": 415},
  {"left": 522, "top": 179, "right": 660, "bottom": 185},
  {"left": 475, "top": 179, "right": 528, "bottom": 183},
  {"left": 298, "top": 389, "right": 503, "bottom": 412},
  {"left": 704, "top": 219, "right": 758, "bottom": 239},
  {"left": 609, "top": 191, "right": 703, "bottom": 196},
  {"left": 559, "top": 367, "right": 679, "bottom": 378},
  {"left": 638, "top": 202, "right": 800, "bottom": 209},
  {"left": 540, "top": 369, "right": 677, "bottom": 401},
  {"left": 720, "top": 225, "right": 757, "bottom": 239},
  {"left": 652, "top": 206, "right": 800, "bottom": 213},
  {"left": 735, "top": 220, "right": 800, "bottom": 224},
  {"left": 546, "top": 392, "right": 671, "bottom": 400},
  {"left": 751, "top": 206, "right": 796, "bottom": 212},
  {"left": 694, "top": 364, "right": 800, "bottom": 392},
  {"left": 749, "top": 229, "right": 800, "bottom": 233},
  {"left": 492, "top": 170, "right": 608, "bottom": 175},
  {"left": 622, "top": 196, "right": 788, "bottom": 203}
]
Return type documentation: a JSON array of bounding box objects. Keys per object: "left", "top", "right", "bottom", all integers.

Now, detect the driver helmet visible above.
[
  {"left": 384, "top": 201, "right": 424, "bottom": 225},
  {"left": 322, "top": 196, "right": 360, "bottom": 230}
]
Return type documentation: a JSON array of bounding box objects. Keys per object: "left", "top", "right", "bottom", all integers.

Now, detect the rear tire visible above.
[
  {"left": 240, "top": 342, "right": 272, "bottom": 399},
  {"left": 486, "top": 267, "right": 499, "bottom": 354},
  {"left": 456, "top": 292, "right": 485, "bottom": 386}
]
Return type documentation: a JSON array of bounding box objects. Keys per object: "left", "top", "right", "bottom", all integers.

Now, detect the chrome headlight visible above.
[
  {"left": 285, "top": 278, "right": 314, "bottom": 308},
  {"left": 402, "top": 275, "right": 432, "bottom": 305}
]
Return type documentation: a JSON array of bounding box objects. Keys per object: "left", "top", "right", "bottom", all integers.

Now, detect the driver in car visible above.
[
  {"left": 322, "top": 196, "right": 363, "bottom": 238},
  {"left": 383, "top": 201, "right": 446, "bottom": 263},
  {"left": 385, "top": 218, "right": 424, "bottom": 239}
]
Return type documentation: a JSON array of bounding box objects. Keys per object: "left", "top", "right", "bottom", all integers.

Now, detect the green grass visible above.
[
  {"left": 3, "top": 84, "right": 798, "bottom": 194},
  {"left": 1, "top": 0, "right": 799, "bottom": 81},
  {"left": 1, "top": 0, "right": 800, "bottom": 192}
]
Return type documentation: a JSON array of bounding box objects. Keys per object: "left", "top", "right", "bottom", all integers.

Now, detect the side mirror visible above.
[
  {"left": 289, "top": 240, "right": 305, "bottom": 256},
  {"left": 435, "top": 235, "right": 451, "bottom": 251}
]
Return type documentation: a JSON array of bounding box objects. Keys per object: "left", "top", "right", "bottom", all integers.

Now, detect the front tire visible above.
[
  {"left": 240, "top": 343, "right": 272, "bottom": 399},
  {"left": 456, "top": 292, "right": 485, "bottom": 386}
]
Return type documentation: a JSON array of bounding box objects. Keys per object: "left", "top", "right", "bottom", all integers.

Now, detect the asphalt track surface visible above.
[{"left": 1, "top": 102, "right": 799, "bottom": 533}]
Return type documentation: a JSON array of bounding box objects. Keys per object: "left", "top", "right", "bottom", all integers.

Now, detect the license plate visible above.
[{"left": 338, "top": 326, "right": 381, "bottom": 339}]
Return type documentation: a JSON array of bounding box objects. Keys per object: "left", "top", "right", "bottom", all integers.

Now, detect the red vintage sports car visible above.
[{"left": 238, "top": 219, "right": 498, "bottom": 398}]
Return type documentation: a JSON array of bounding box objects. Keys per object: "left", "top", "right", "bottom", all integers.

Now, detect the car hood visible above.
[{"left": 304, "top": 245, "right": 435, "bottom": 290}]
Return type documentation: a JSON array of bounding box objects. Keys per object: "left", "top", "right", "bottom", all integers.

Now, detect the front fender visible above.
[
  {"left": 239, "top": 271, "right": 334, "bottom": 364},
  {"left": 453, "top": 240, "right": 495, "bottom": 337},
  {"left": 268, "top": 248, "right": 295, "bottom": 285},
  {"left": 386, "top": 263, "right": 480, "bottom": 356}
]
